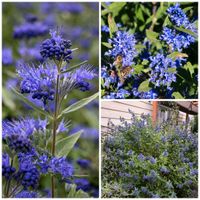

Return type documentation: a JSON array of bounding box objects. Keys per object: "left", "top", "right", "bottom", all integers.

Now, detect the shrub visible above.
[{"left": 102, "top": 111, "right": 198, "bottom": 198}]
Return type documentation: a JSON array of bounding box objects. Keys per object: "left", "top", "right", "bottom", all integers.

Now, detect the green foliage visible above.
[
  {"left": 56, "top": 131, "right": 83, "bottom": 157},
  {"left": 58, "top": 92, "right": 99, "bottom": 119}
]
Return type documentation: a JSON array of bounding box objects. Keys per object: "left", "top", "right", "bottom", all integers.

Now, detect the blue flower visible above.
[
  {"left": 14, "top": 22, "right": 48, "bottom": 39},
  {"left": 132, "top": 88, "right": 158, "bottom": 99},
  {"left": 2, "top": 47, "right": 13, "bottom": 65},
  {"left": 57, "top": 3, "right": 84, "bottom": 13},
  {"left": 167, "top": 3, "right": 189, "bottom": 27},
  {"left": 37, "top": 155, "right": 49, "bottom": 174},
  {"left": 71, "top": 65, "right": 97, "bottom": 91},
  {"left": 101, "top": 25, "right": 110, "bottom": 33},
  {"left": 141, "top": 187, "right": 148, "bottom": 194},
  {"left": 105, "top": 31, "right": 137, "bottom": 66},
  {"left": 17, "top": 63, "right": 56, "bottom": 105},
  {"left": 138, "top": 153, "right": 145, "bottom": 161},
  {"left": 74, "top": 178, "right": 90, "bottom": 191},
  {"left": 190, "top": 169, "right": 198, "bottom": 176},
  {"left": 49, "top": 157, "right": 74, "bottom": 179},
  {"left": 15, "top": 190, "right": 38, "bottom": 198},
  {"left": 3, "top": 118, "right": 46, "bottom": 153},
  {"left": 162, "top": 150, "right": 169, "bottom": 157},
  {"left": 77, "top": 159, "right": 91, "bottom": 169},
  {"left": 160, "top": 27, "right": 195, "bottom": 52},
  {"left": 16, "top": 154, "right": 40, "bottom": 189},
  {"left": 160, "top": 166, "right": 170, "bottom": 174},
  {"left": 40, "top": 30, "right": 72, "bottom": 62},
  {"left": 149, "top": 156, "right": 156, "bottom": 164},
  {"left": 116, "top": 89, "right": 130, "bottom": 99},
  {"left": 2, "top": 153, "right": 16, "bottom": 180},
  {"left": 18, "top": 43, "right": 43, "bottom": 62},
  {"left": 149, "top": 53, "right": 177, "bottom": 90}
]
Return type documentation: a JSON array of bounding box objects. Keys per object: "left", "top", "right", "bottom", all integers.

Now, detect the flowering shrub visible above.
[
  {"left": 102, "top": 111, "right": 198, "bottom": 198},
  {"left": 101, "top": 2, "right": 198, "bottom": 99},
  {"left": 2, "top": 2, "right": 99, "bottom": 198}
]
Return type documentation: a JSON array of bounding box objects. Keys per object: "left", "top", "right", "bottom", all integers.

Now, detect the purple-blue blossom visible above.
[
  {"left": 49, "top": 157, "right": 74, "bottom": 179},
  {"left": 77, "top": 159, "right": 91, "bottom": 169},
  {"left": 71, "top": 65, "right": 97, "bottom": 91},
  {"left": 15, "top": 190, "right": 38, "bottom": 198},
  {"left": 2, "top": 153, "right": 16, "bottom": 180},
  {"left": 105, "top": 31, "right": 137, "bottom": 66},
  {"left": 2, "top": 47, "right": 13, "bottom": 65},
  {"left": 160, "top": 27, "right": 195, "bottom": 52},
  {"left": 149, "top": 53, "right": 177, "bottom": 90},
  {"left": 74, "top": 178, "right": 90, "bottom": 191},
  {"left": 14, "top": 22, "right": 48, "bottom": 39},
  {"left": 17, "top": 63, "right": 56, "bottom": 105},
  {"left": 40, "top": 30, "right": 72, "bottom": 62},
  {"left": 167, "top": 3, "right": 189, "bottom": 27}
]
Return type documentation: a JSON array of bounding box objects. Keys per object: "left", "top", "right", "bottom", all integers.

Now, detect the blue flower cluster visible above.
[
  {"left": 40, "top": 30, "right": 72, "bottom": 62},
  {"left": 102, "top": 111, "right": 198, "bottom": 198},
  {"left": 71, "top": 65, "right": 97, "bottom": 91},
  {"left": 149, "top": 53, "right": 177, "bottom": 90},
  {"left": 49, "top": 157, "right": 74, "bottom": 179},
  {"left": 105, "top": 31, "right": 137, "bottom": 66},
  {"left": 2, "top": 118, "right": 66, "bottom": 153},
  {"left": 17, "top": 63, "right": 56, "bottom": 105},
  {"left": 167, "top": 3, "right": 189, "bottom": 27},
  {"left": 2, "top": 154, "right": 16, "bottom": 180},
  {"left": 2, "top": 47, "right": 13, "bottom": 65},
  {"left": 14, "top": 22, "right": 48, "bottom": 39},
  {"left": 15, "top": 190, "right": 38, "bottom": 198},
  {"left": 16, "top": 154, "right": 40, "bottom": 189},
  {"left": 160, "top": 4, "right": 196, "bottom": 52},
  {"left": 160, "top": 27, "right": 195, "bottom": 52}
]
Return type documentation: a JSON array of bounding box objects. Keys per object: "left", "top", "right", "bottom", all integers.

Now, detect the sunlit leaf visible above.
[
  {"left": 56, "top": 131, "right": 82, "bottom": 157},
  {"left": 58, "top": 92, "right": 99, "bottom": 119}
]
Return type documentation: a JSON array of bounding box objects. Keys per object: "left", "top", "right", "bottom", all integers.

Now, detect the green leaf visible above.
[
  {"left": 167, "top": 52, "right": 188, "bottom": 61},
  {"left": 163, "top": 16, "right": 171, "bottom": 27},
  {"left": 108, "top": 13, "right": 118, "bottom": 37},
  {"left": 142, "top": 59, "right": 149, "bottom": 65},
  {"left": 183, "top": 62, "right": 197, "bottom": 76},
  {"left": 136, "top": 7, "right": 145, "bottom": 22},
  {"left": 135, "top": 44, "right": 146, "bottom": 53},
  {"left": 166, "top": 68, "right": 176, "bottom": 73},
  {"left": 11, "top": 88, "right": 53, "bottom": 119},
  {"left": 66, "top": 184, "right": 89, "bottom": 198},
  {"left": 102, "top": 42, "right": 112, "bottom": 48},
  {"left": 2, "top": 87, "right": 16, "bottom": 110},
  {"left": 56, "top": 130, "right": 82, "bottom": 157},
  {"left": 146, "top": 30, "right": 159, "bottom": 42},
  {"left": 155, "top": 5, "right": 167, "bottom": 20},
  {"left": 172, "top": 92, "right": 184, "bottom": 99},
  {"left": 107, "top": 2, "right": 126, "bottom": 16},
  {"left": 138, "top": 80, "right": 150, "bottom": 92},
  {"left": 173, "top": 26, "right": 197, "bottom": 39},
  {"left": 183, "top": 6, "right": 193, "bottom": 13},
  {"left": 133, "top": 65, "right": 144, "bottom": 75},
  {"left": 61, "top": 60, "right": 88, "bottom": 74},
  {"left": 58, "top": 92, "right": 98, "bottom": 119}
]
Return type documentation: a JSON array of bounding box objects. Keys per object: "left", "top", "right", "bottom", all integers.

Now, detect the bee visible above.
[{"left": 113, "top": 55, "right": 133, "bottom": 84}]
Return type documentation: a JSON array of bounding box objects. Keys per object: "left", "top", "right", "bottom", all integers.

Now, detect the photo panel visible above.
[
  {"left": 101, "top": 100, "right": 198, "bottom": 198},
  {"left": 101, "top": 2, "right": 198, "bottom": 99},
  {"left": 2, "top": 2, "right": 99, "bottom": 198}
]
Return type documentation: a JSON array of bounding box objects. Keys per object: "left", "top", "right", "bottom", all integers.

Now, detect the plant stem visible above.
[
  {"left": 51, "top": 64, "right": 61, "bottom": 198},
  {"left": 5, "top": 158, "right": 13, "bottom": 197},
  {"left": 150, "top": 2, "right": 157, "bottom": 31}
]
